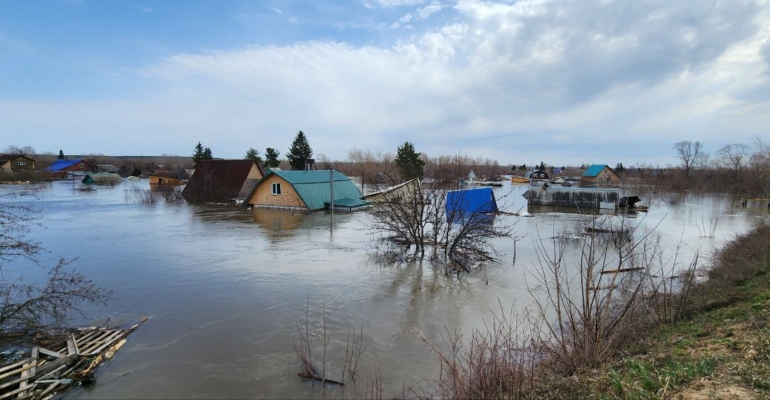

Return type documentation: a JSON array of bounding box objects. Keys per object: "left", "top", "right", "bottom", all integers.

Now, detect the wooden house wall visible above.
[
  {"left": 247, "top": 174, "right": 305, "bottom": 209},
  {"left": 149, "top": 176, "right": 182, "bottom": 186},
  {"left": 237, "top": 164, "right": 264, "bottom": 198},
  {"left": 1, "top": 157, "right": 36, "bottom": 171}
]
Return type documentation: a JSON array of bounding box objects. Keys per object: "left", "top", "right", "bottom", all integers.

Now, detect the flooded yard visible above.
[{"left": 3, "top": 179, "right": 766, "bottom": 398}]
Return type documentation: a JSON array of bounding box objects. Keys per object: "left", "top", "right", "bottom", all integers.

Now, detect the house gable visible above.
[{"left": 247, "top": 174, "right": 306, "bottom": 209}]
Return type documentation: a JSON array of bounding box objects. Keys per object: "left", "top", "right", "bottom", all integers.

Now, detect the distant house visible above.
[
  {"left": 246, "top": 170, "right": 367, "bottom": 211},
  {"left": 45, "top": 159, "right": 93, "bottom": 175},
  {"left": 117, "top": 165, "right": 142, "bottom": 178},
  {"left": 96, "top": 164, "right": 119, "bottom": 173},
  {"left": 582, "top": 165, "right": 620, "bottom": 185},
  {"left": 182, "top": 159, "right": 263, "bottom": 203},
  {"left": 0, "top": 155, "right": 36, "bottom": 172},
  {"left": 149, "top": 170, "right": 188, "bottom": 186}
]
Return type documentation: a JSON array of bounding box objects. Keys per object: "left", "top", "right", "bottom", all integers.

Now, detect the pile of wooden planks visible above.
[{"left": 0, "top": 317, "right": 146, "bottom": 399}]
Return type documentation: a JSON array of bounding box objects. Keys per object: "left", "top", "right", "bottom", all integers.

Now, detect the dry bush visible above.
[
  {"left": 413, "top": 304, "right": 538, "bottom": 399},
  {"left": 526, "top": 213, "right": 665, "bottom": 375}
]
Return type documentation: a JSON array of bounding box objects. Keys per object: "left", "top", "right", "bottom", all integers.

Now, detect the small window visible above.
[
  {"left": 17, "top": 161, "right": 26, "bottom": 166},
  {"left": 272, "top": 183, "right": 281, "bottom": 195},
  {"left": 79, "top": 163, "right": 85, "bottom": 169}
]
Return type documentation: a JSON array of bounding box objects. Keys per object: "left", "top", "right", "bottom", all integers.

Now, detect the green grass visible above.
[{"left": 601, "top": 358, "right": 717, "bottom": 399}]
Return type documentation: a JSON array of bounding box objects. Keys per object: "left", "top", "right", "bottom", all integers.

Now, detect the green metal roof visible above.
[
  {"left": 583, "top": 164, "right": 609, "bottom": 177},
  {"left": 268, "top": 170, "right": 363, "bottom": 210}
]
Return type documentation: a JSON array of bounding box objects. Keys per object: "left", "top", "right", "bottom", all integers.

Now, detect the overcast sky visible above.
[{"left": 1, "top": 0, "right": 768, "bottom": 167}]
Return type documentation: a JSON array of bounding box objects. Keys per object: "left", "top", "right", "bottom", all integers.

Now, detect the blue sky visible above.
[{"left": 1, "top": 0, "right": 769, "bottom": 167}]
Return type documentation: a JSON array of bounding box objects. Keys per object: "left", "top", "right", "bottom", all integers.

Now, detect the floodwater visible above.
[{"left": 3, "top": 179, "right": 768, "bottom": 399}]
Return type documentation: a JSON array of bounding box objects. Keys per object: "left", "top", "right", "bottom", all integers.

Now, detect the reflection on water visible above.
[{"left": 1, "top": 180, "right": 766, "bottom": 398}]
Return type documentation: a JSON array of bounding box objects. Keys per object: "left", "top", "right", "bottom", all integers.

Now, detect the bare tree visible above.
[
  {"left": 716, "top": 143, "right": 750, "bottom": 182},
  {"left": 673, "top": 140, "right": 706, "bottom": 179},
  {"left": 0, "top": 190, "right": 111, "bottom": 345},
  {"left": 369, "top": 180, "right": 512, "bottom": 272}
]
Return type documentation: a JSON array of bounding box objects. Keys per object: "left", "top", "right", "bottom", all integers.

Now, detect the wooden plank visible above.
[
  {"left": 79, "top": 330, "right": 121, "bottom": 354},
  {"left": 0, "top": 383, "right": 35, "bottom": 400},
  {"left": 37, "top": 382, "right": 60, "bottom": 399},
  {"left": 71, "top": 334, "right": 80, "bottom": 355},
  {"left": 73, "top": 330, "right": 114, "bottom": 354},
  {"left": 82, "top": 331, "right": 124, "bottom": 355},
  {"left": 0, "top": 359, "right": 34, "bottom": 378},
  {"left": 66, "top": 338, "right": 75, "bottom": 356},
  {"left": 88, "top": 333, "right": 126, "bottom": 356},
  {"left": 37, "top": 348, "right": 64, "bottom": 359}
]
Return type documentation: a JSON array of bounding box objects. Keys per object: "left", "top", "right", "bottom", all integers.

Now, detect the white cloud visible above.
[{"left": 4, "top": 0, "right": 770, "bottom": 166}]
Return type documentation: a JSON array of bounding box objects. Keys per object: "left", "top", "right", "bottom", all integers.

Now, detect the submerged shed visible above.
[
  {"left": 362, "top": 179, "right": 420, "bottom": 203},
  {"left": 181, "top": 159, "right": 263, "bottom": 203},
  {"left": 523, "top": 186, "right": 620, "bottom": 209},
  {"left": 82, "top": 172, "right": 122, "bottom": 185}
]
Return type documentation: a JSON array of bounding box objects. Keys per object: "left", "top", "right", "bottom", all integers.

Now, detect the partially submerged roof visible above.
[
  {"left": 182, "top": 159, "right": 263, "bottom": 202},
  {"left": 583, "top": 164, "right": 610, "bottom": 177},
  {"left": 256, "top": 170, "right": 363, "bottom": 210},
  {"left": 97, "top": 164, "right": 119, "bottom": 173},
  {"left": 46, "top": 159, "right": 85, "bottom": 171},
  {"left": 325, "top": 197, "right": 370, "bottom": 211},
  {"left": 117, "top": 165, "right": 141, "bottom": 178},
  {"left": 361, "top": 179, "right": 420, "bottom": 202},
  {"left": 82, "top": 172, "right": 122, "bottom": 185},
  {"left": 446, "top": 187, "right": 498, "bottom": 215}
]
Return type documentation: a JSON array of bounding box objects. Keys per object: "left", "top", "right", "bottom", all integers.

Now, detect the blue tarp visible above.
[{"left": 446, "top": 187, "right": 498, "bottom": 217}]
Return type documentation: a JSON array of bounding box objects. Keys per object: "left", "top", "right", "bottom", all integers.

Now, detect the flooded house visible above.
[
  {"left": 246, "top": 170, "right": 367, "bottom": 211},
  {"left": 117, "top": 165, "right": 142, "bottom": 178},
  {"left": 581, "top": 164, "right": 620, "bottom": 185},
  {"left": 96, "top": 164, "right": 119, "bottom": 173},
  {"left": 149, "top": 169, "right": 188, "bottom": 186},
  {"left": 45, "top": 159, "right": 93, "bottom": 177},
  {"left": 525, "top": 170, "right": 550, "bottom": 187},
  {"left": 0, "top": 154, "right": 36, "bottom": 172},
  {"left": 181, "top": 159, "right": 263, "bottom": 203}
]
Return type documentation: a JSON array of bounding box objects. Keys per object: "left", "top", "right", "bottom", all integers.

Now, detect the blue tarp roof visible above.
[
  {"left": 446, "top": 187, "right": 498, "bottom": 216},
  {"left": 45, "top": 159, "right": 83, "bottom": 171}
]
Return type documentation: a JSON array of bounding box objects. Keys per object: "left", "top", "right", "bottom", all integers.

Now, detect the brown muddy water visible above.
[{"left": 3, "top": 180, "right": 767, "bottom": 399}]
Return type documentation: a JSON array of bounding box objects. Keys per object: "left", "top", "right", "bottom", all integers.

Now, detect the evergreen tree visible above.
[
  {"left": 58, "top": 150, "right": 65, "bottom": 160},
  {"left": 287, "top": 130, "right": 314, "bottom": 170},
  {"left": 245, "top": 148, "right": 263, "bottom": 166},
  {"left": 264, "top": 148, "right": 281, "bottom": 168},
  {"left": 615, "top": 162, "right": 625, "bottom": 173},
  {"left": 539, "top": 161, "right": 546, "bottom": 171},
  {"left": 395, "top": 141, "right": 425, "bottom": 181},
  {"left": 192, "top": 142, "right": 205, "bottom": 167},
  {"left": 203, "top": 147, "right": 212, "bottom": 160}
]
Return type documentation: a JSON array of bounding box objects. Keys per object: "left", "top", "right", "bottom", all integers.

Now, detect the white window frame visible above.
[
  {"left": 271, "top": 183, "right": 281, "bottom": 195},
  {"left": 17, "top": 161, "right": 26, "bottom": 166}
]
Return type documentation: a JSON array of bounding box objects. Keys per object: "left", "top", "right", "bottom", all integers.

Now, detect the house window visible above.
[
  {"left": 17, "top": 161, "right": 26, "bottom": 166},
  {"left": 79, "top": 163, "right": 85, "bottom": 169},
  {"left": 271, "top": 183, "right": 281, "bottom": 195}
]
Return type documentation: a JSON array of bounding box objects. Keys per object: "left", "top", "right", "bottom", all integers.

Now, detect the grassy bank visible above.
[
  {"left": 540, "top": 222, "right": 770, "bottom": 399},
  {"left": 587, "top": 222, "right": 770, "bottom": 399},
  {"left": 425, "top": 222, "right": 770, "bottom": 399}
]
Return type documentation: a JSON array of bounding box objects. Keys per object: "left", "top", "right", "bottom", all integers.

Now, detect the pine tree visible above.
[
  {"left": 264, "top": 148, "right": 281, "bottom": 169},
  {"left": 58, "top": 150, "right": 65, "bottom": 160},
  {"left": 203, "top": 147, "right": 212, "bottom": 160},
  {"left": 192, "top": 142, "right": 205, "bottom": 167},
  {"left": 287, "top": 131, "right": 314, "bottom": 170},
  {"left": 245, "top": 148, "right": 263, "bottom": 166},
  {"left": 395, "top": 141, "right": 425, "bottom": 181}
]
